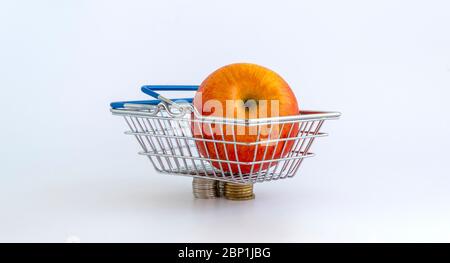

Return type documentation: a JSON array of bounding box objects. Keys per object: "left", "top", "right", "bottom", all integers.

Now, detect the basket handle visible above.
[
  {"left": 141, "top": 85, "right": 198, "bottom": 106},
  {"left": 110, "top": 85, "right": 198, "bottom": 109},
  {"left": 110, "top": 98, "right": 194, "bottom": 109}
]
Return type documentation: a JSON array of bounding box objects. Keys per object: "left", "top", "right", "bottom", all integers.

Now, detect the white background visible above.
[{"left": 1, "top": 0, "right": 449, "bottom": 242}]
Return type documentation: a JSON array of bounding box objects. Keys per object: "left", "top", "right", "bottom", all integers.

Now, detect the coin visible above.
[
  {"left": 224, "top": 194, "right": 255, "bottom": 201},
  {"left": 223, "top": 182, "right": 255, "bottom": 201},
  {"left": 225, "top": 192, "right": 255, "bottom": 196},
  {"left": 192, "top": 178, "right": 219, "bottom": 199}
]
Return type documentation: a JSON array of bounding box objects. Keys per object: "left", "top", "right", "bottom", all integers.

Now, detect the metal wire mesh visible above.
[{"left": 112, "top": 103, "right": 338, "bottom": 184}]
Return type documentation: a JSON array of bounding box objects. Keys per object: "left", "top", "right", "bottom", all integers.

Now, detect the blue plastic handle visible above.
[
  {"left": 110, "top": 85, "right": 198, "bottom": 109},
  {"left": 141, "top": 85, "right": 198, "bottom": 99},
  {"left": 110, "top": 98, "right": 193, "bottom": 109}
]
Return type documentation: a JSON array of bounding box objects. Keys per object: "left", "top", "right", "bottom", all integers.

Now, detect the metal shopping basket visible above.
[{"left": 110, "top": 85, "right": 340, "bottom": 185}]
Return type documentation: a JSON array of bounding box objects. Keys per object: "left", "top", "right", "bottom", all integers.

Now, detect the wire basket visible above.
[{"left": 110, "top": 85, "right": 340, "bottom": 184}]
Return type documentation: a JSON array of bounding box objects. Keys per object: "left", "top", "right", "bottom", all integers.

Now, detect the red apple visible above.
[{"left": 192, "top": 63, "right": 300, "bottom": 175}]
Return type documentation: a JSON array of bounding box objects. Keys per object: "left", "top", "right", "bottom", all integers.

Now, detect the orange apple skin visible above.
[{"left": 192, "top": 63, "right": 300, "bottom": 174}]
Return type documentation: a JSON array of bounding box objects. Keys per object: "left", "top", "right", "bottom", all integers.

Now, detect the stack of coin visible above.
[
  {"left": 223, "top": 182, "right": 255, "bottom": 201},
  {"left": 192, "top": 178, "right": 218, "bottom": 199}
]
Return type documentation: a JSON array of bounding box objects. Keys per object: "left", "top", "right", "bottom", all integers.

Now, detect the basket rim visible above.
[
  {"left": 111, "top": 101, "right": 340, "bottom": 123},
  {"left": 111, "top": 106, "right": 341, "bottom": 124}
]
